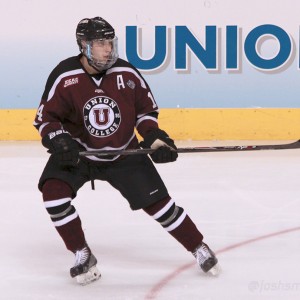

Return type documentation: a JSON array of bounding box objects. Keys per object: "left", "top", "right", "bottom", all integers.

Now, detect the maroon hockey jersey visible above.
[{"left": 33, "top": 55, "right": 159, "bottom": 161}]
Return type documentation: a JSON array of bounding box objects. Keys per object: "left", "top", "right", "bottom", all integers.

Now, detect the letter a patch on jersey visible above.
[{"left": 117, "top": 75, "right": 125, "bottom": 90}]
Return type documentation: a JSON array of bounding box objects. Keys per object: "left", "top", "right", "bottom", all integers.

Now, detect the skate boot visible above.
[
  {"left": 70, "top": 245, "right": 101, "bottom": 285},
  {"left": 193, "top": 242, "right": 220, "bottom": 276}
]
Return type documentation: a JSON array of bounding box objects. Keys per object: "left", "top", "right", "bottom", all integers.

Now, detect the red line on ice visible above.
[{"left": 144, "top": 226, "right": 300, "bottom": 300}]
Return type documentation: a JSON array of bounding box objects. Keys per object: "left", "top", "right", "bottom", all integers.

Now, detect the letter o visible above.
[{"left": 244, "top": 24, "right": 292, "bottom": 70}]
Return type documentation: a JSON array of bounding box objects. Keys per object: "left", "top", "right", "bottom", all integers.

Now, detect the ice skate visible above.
[
  {"left": 70, "top": 245, "right": 101, "bottom": 285},
  {"left": 193, "top": 242, "right": 220, "bottom": 276}
]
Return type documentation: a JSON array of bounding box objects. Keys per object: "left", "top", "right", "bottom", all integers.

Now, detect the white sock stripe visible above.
[
  {"left": 44, "top": 197, "right": 71, "bottom": 208},
  {"left": 53, "top": 211, "right": 78, "bottom": 227},
  {"left": 165, "top": 211, "right": 187, "bottom": 232},
  {"left": 151, "top": 199, "right": 175, "bottom": 220}
]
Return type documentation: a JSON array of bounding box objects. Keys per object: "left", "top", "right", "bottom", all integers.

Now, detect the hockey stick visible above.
[{"left": 79, "top": 140, "right": 300, "bottom": 157}]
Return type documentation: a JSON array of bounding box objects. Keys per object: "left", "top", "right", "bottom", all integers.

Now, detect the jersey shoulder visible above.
[
  {"left": 42, "top": 55, "right": 83, "bottom": 100},
  {"left": 112, "top": 58, "right": 144, "bottom": 74},
  {"left": 108, "top": 58, "right": 148, "bottom": 88}
]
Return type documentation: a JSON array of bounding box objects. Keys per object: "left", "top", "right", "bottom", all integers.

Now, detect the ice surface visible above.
[{"left": 1, "top": 141, "right": 300, "bottom": 300}]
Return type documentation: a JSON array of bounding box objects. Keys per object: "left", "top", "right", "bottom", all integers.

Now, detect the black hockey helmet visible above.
[
  {"left": 76, "top": 17, "right": 118, "bottom": 71},
  {"left": 76, "top": 17, "right": 115, "bottom": 46}
]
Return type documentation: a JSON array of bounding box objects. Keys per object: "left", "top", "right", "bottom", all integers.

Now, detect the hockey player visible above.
[{"left": 33, "top": 16, "right": 219, "bottom": 285}]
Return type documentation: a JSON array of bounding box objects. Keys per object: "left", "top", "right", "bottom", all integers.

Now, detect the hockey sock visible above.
[
  {"left": 42, "top": 179, "right": 86, "bottom": 252},
  {"left": 143, "top": 197, "right": 203, "bottom": 252}
]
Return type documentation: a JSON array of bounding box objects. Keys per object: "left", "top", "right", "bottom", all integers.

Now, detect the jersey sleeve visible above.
[
  {"left": 133, "top": 67, "right": 160, "bottom": 138},
  {"left": 33, "top": 67, "right": 72, "bottom": 138}
]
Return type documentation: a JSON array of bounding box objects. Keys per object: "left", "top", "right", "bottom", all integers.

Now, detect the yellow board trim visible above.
[{"left": 1, "top": 108, "right": 300, "bottom": 140}]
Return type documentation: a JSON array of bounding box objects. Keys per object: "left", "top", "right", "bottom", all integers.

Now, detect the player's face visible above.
[{"left": 90, "top": 39, "right": 113, "bottom": 63}]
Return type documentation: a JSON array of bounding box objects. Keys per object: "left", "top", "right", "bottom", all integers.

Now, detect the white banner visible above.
[{"left": 0, "top": 0, "right": 299, "bottom": 108}]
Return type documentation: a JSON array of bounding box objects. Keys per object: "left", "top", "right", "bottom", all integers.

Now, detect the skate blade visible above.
[
  {"left": 76, "top": 265, "right": 101, "bottom": 285},
  {"left": 207, "top": 263, "right": 221, "bottom": 276}
]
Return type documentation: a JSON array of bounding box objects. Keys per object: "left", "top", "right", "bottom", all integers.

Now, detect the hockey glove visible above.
[
  {"left": 140, "top": 129, "right": 178, "bottom": 163},
  {"left": 42, "top": 131, "right": 80, "bottom": 168}
]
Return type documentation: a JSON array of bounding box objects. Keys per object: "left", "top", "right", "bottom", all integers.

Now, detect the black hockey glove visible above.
[
  {"left": 42, "top": 131, "right": 80, "bottom": 168},
  {"left": 140, "top": 129, "right": 178, "bottom": 163}
]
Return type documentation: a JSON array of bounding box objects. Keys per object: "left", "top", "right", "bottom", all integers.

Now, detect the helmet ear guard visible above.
[{"left": 85, "top": 42, "right": 92, "bottom": 60}]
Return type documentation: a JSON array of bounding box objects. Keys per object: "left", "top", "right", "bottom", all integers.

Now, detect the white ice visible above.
[{"left": 1, "top": 141, "right": 300, "bottom": 300}]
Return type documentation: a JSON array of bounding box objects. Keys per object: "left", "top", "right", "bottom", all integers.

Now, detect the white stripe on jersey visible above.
[
  {"left": 136, "top": 115, "right": 158, "bottom": 127},
  {"left": 44, "top": 197, "right": 71, "bottom": 208},
  {"left": 106, "top": 67, "right": 147, "bottom": 89},
  {"left": 136, "top": 111, "right": 159, "bottom": 119},
  {"left": 38, "top": 122, "right": 50, "bottom": 135},
  {"left": 47, "top": 69, "right": 85, "bottom": 101},
  {"left": 53, "top": 211, "right": 78, "bottom": 227}
]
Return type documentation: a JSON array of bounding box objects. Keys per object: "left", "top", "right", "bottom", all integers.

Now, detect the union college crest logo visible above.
[{"left": 83, "top": 96, "right": 121, "bottom": 137}]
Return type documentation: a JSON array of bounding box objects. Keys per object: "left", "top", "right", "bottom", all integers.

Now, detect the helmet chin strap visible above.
[{"left": 87, "top": 58, "right": 103, "bottom": 72}]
